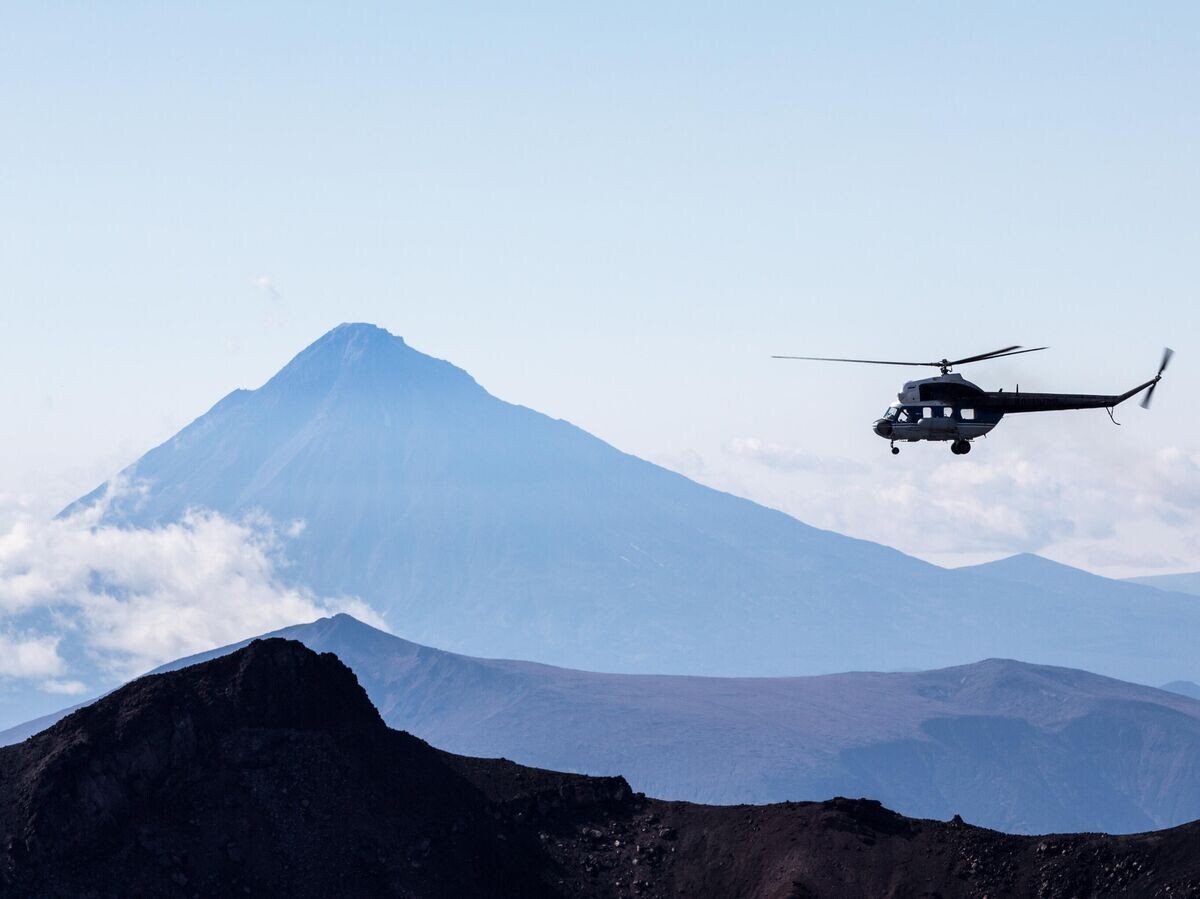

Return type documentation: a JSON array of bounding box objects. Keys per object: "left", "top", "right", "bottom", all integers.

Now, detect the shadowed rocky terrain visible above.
[
  {"left": 8, "top": 613, "right": 1200, "bottom": 835},
  {"left": 3, "top": 639, "right": 1200, "bottom": 898}
]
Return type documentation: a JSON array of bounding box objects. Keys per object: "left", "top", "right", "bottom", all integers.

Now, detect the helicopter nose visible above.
[{"left": 873, "top": 419, "right": 893, "bottom": 438}]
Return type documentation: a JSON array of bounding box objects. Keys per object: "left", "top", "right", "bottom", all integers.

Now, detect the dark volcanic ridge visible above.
[
  {"left": 8, "top": 612, "right": 1191, "bottom": 836},
  {"left": 2, "top": 640, "right": 1200, "bottom": 898}
]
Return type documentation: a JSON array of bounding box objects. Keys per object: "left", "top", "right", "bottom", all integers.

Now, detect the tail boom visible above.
[{"left": 981, "top": 378, "right": 1158, "bottom": 414}]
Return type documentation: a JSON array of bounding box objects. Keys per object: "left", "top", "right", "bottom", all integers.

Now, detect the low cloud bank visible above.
[
  {"left": 706, "top": 431, "right": 1200, "bottom": 575},
  {"left": 0, "top": 485, "right": 383, "bottom": 691}
]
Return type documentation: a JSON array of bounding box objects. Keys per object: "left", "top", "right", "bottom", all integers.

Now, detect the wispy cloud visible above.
[
  {"left": 1134, "top": 447, "right": 1200, "bottom": 526},
  {"left": 250, "top": 274, "right": 281, "bottom": 302},
  {"left": 0, "top": 485, "right": 384, "bottom": 688},
  {"left": 726, "top": 437, "right": 867, "bottom": 474},
  {"left": 651, "top": 449, "right": 708, "bottom": 479}
]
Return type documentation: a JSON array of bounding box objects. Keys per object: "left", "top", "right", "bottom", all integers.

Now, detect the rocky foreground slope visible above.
[
  {"left": 2, "top": 640, "right": 1199, "bottom": 898},
  {"left": 75, "top": 613, "right": 1198, "bottom": 836}
]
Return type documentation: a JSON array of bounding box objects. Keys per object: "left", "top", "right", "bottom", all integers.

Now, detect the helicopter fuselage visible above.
[
  {"left": 872, "top": 374, "right": 1001, "bottom": 443},
  {"left": 871, "top": 370, "right": 1160, "bottom": 453}
]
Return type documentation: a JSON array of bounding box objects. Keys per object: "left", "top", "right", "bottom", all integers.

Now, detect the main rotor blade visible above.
[
  {"left": 1159, "top": 346, "right": 1175, "bottom": 376},
  {"left": 771, "top": 355, "right": 941, "bottom": 367},
  {"left": 948, "top": 346, "right": 1047, "bottom": 366},
  {"left": 772, "top": 345, "right": 1049, "bottom": 369}
]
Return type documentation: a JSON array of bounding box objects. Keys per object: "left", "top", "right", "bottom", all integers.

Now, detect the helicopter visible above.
[{"left": 772, "top": 345, "right": 1173, "bottom": 455}]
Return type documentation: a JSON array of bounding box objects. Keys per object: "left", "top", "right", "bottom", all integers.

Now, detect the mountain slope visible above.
[
  {"left": 1127, "top": 571, "right": 1200, "bottom": 596},
  {"left": 5, "top": 638, "right": 1200, "bottom": 898},
  {"left": 9, "top": 614, "right": 1200, "bottom": 834},
  {"left": 66, "top": 324, "right": 1200, "bottom": 682}
]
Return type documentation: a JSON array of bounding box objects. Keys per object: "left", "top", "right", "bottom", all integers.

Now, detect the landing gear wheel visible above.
[
  {"left": 891, "top": 445, "right": 900, "bottom": 455},
  {"left": 951, "top": 439, "right": 971, "bottom": 455}
]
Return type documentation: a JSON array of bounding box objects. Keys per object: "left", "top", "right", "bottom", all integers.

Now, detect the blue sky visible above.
[{"left": 1, "top": 3, "right": 1198, "bottom": 574}]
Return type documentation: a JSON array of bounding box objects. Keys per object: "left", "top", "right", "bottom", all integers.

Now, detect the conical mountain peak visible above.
[
  {"left": 265, "top": 322, "right": 481, "bottom": 398},
  {"left": 321, "top": 321, "right": 405, "bottom": 352}
]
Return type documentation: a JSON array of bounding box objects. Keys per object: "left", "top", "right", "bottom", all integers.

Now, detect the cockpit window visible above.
[{"left": 883, "top": 407, "right": 900, "bottom": 421}]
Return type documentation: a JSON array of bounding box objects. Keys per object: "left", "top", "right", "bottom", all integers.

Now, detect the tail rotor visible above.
[{"left": 1140, "top": 347, "right": 1174, "bottom": 409}]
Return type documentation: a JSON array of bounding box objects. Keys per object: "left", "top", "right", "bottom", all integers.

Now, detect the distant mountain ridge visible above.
[
  {"left": 65, "top": 324, "right": 1200, "bottom": 683},
  {"left": 1163, "top": 680, "right": 1200, "bottom": 700},
  {"left": 1126, "top": 571, "right": 1200, "bottom": 596},
  {"left": 8, "top": 614, "right": 1200, "bottom": 834}
]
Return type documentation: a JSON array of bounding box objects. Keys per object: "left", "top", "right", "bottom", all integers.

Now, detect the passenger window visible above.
[
  {"left": 961, "top": 408, "right": 975, "bottom": 420},
  {"left": 943, "top": 407, "right": 953, "bottom": 418},
  {"left": 922, "top": 407, "right": 932, "bottom": 419}
]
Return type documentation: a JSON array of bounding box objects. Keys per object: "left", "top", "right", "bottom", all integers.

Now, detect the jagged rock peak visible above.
[{"left": 45, "top": 638, "right": 385, "bottom": 747}]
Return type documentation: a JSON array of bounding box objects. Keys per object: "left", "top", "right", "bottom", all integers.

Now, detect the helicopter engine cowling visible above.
[{"left": 897, "top": 372, "right": 985, "bottom": 405}]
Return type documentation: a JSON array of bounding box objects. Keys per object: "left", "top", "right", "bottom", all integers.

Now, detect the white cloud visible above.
[
  {"left": 0, "top": 488, "right": 385, "bottom": 684},
  {"left": 684, "top": 425, "right": 1200, "bottom": 577},
  {"left": 0, "top": 633, "right": 64, "bottom": 679},
  {"left": 40, "top": 678, "right": 88, "bottom": 696}
]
